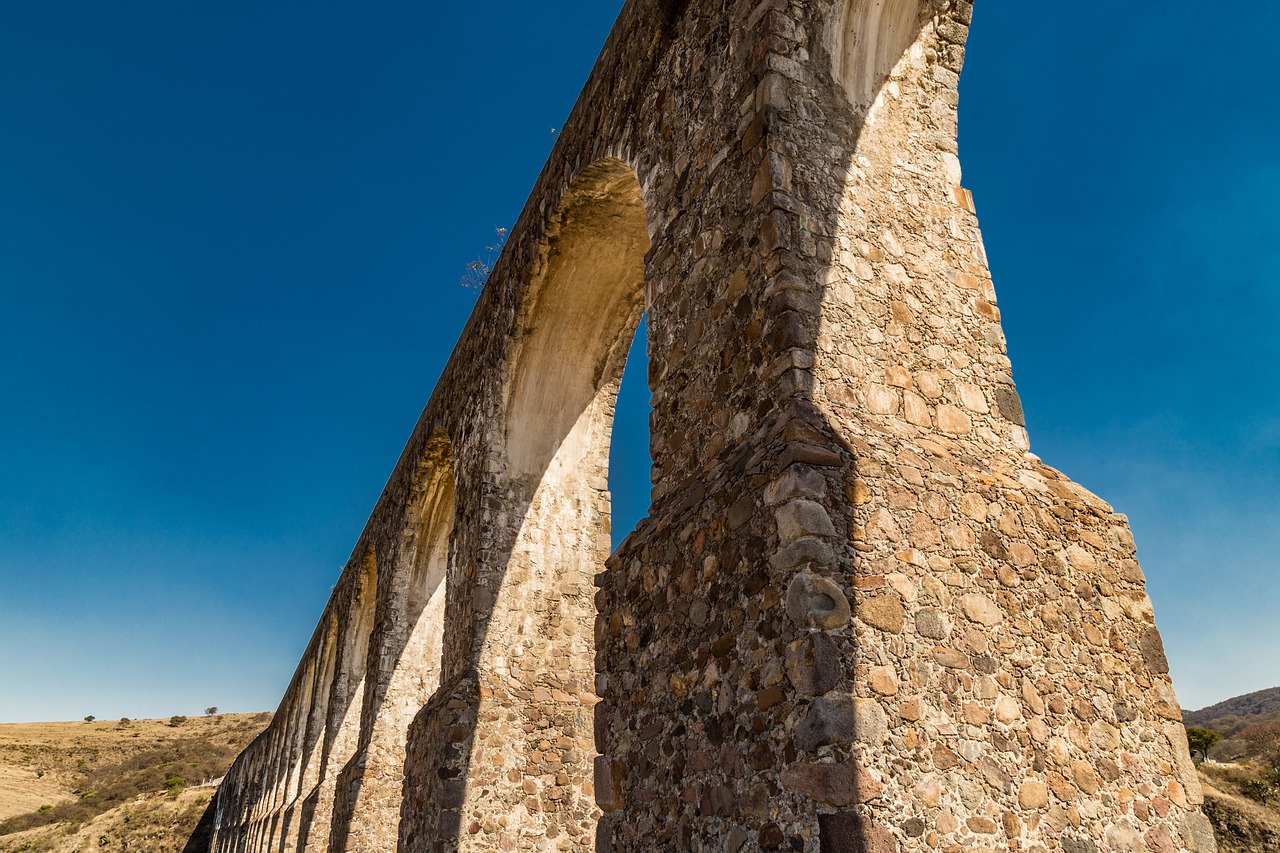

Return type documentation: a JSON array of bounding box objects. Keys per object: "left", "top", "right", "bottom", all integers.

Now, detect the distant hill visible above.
[
  {"left": 1187, "top": 687, "right": 1280, "bottom": 729},
  {"left": 0, "top": 713, "right": 270, "bottom": 853}
]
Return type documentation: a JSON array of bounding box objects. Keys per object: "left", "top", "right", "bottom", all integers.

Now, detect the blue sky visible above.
[{"left": 0, "top": 1, "right": 1275, "bottom": 722}]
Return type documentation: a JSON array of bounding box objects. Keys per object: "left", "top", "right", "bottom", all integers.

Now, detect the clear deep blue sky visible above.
[{"left": 0, "top": 1, "right": 1276, "bottom": 723}]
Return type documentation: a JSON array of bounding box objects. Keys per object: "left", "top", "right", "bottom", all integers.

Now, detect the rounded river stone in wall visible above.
[{"left": 786, "top": 571, "right": 852, "bottom": 630}]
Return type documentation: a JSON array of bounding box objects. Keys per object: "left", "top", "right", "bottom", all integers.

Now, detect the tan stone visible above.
[
  {"left": 931, "top": 647, "right": 970, "bottom": 669},
  {"left": 936, "top": 404, "right": 972, "bottom": 435},
  {"left": 903, "top": 391, "right": 933, "bottom": 427},
  {"left": 957, "top": 383, "right": 989, "bottom": 413},
  {"left": 868, "top": 383, "right": 900, "bottom": 415},
  {"left": 1019, "top": 780, "right": 1049, "bottom": 809},
  {"left": 885, "top": 365, "right": 912, "bottom": 388},
  {"left": 1021, "top": 678, "right": 1046, "bottom": 716},
  {"left": 868, "top": 665, "right": 899, "bottom": 696},
  {"left": 913, "top": 370, "right": 944, "bottom": 399},
  {"left": 853, "top": 698, "right": 889, "bottom": 746},
  {"left": 959, "top": 594, "right": 1003, "bottom": 626},
  {"left": 846, "top": 478, "right": 872, "bottom": 506},
  {"left": 994, "top": 694, "right": 1021, "bottom": 723}
]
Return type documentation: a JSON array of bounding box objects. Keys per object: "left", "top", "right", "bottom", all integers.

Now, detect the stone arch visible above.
[
  {"left": 476, "top": 157, "right": 651, "bottom": 846},
  {"left": 832, "top": 0, "right": 929, "bottom": 111},
  {"left": 504, "top": 157, "right": 652, "bottom": 486},
  {"left": 334, "top": 549, "right": 379, "bottom": 758},
  {"left": 398, "top": 430, "right": 456, "bottom": 720},
  {"left": 343, "top": 430, "right": 458, "bottom": 848},
  {"left": 304, "top": 552, "right": 377, "bottom": 850}
]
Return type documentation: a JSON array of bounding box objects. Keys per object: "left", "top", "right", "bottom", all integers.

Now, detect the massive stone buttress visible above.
[{"left": 201, "top": 0, "right": 1217, "bottom": 851}]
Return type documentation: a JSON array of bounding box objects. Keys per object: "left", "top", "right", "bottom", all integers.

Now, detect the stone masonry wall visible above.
[{"left": 203, "top": 1, "right": 1216, "bottom": 852}]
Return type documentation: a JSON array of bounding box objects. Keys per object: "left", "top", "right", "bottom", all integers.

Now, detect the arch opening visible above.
[
  {"left": 400, "top": 433, "right": 456, "bottom": 712},
  {"left": 484, "top": 157, "right": 651, "bottom": 847},
  {"left": 608, "top": 314, "right": 653, "bottom": 550}
]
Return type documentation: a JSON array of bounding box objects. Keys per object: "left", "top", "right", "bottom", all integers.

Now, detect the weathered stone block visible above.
[
  {"left": 786, "top": 571, "right": 851, "bottom": 630},
  {"left": 784, "top": 633, "right": 842, "bottom": 696}
]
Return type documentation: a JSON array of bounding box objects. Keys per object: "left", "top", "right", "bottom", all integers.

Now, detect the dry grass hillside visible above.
[
  {"left": 0, "top": 713, "right": 269, "bottom": 853},
  {"left": 1200, "top": 764, "right": 1280, "bottom": 852}
]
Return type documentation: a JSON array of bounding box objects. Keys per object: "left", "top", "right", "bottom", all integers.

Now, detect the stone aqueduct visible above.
[{"left": 203, "top": 0, "right": 1217, "bottom": 850}]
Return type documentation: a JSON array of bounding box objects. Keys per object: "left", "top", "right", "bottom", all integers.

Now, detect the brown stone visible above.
[
  {"left": 858, "top": 594, "right": 906, "bottom": 633},
  {"left": 1071, "top": 760, "right": 1100, "bottom": 795},
  {"left": 967, "top": 816, "right": 998, "bottom": 834},
  {"left": 818, "top": 812, "right": 897, "bottom": 853},
  {"left": 931, "top": 647, "right": 970, "bottom": 669},
  {"left": 757, "top": 685, "right": 786, "bottom": 711},
  {"left": 933, "top": 744, "right": 960, "bottom": 770},
  {"left": 898, "top": 697, "right": 924, "bottom": 722},
  {"left": 780, "top": 762, "right": 877, "bottom": 806}
]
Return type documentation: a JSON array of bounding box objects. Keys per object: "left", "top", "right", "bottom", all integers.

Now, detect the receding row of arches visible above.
[
  {"left": 215, "top": 0, "right": 938, "bottom": 843},
  {"left": 212, "top": 159, "right": 654, "bottom": 852}
]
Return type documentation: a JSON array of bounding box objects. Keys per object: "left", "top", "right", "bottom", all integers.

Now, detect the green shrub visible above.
[
  {"left": 164, "top": 776, "right": 186, "bottom": 790},
  {"left": 1243, "top": 778, "right": 1275, "bottom": 802},
  {"left": 168, "top": 715, "right": 187, "bottom": 727}
]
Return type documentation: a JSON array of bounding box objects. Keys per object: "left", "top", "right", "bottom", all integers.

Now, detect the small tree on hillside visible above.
[
  {"left": 1240, "top": 720, "right": 1280, "bottom": 757},
  {"left": 1186, "top": 726, "right": 1221, "bottom": 763},
  {"left": 83, "top": 715, "right": 95, "bottom": 723},
  {"left": 205, "top": 706, "right": 219, "bottom": 716}
]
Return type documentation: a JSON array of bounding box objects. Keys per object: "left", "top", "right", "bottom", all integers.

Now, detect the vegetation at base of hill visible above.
[
  {"left": 0, "top": 789, "right": 216, "bottom": 853},
  {"left": 1185, "top": 713, "right": 1280, "bottom": 767},
  {"left": 1183, "top": 688, "right": 1280, "bottom": 851},
  {"left": 0, "top": 713, "right": 270, "bottom": 845}
]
